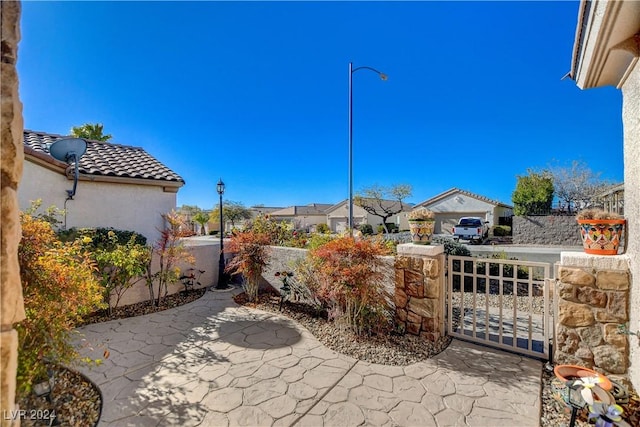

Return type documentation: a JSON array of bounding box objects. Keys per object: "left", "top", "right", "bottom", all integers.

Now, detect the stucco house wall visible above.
[
  {"left": 19, "top": 161, "right": 177, "bottom": 243},
  {"left": 20, "top": 130, "right": 185, "bottom": 243},
  {"left": 570, "top": 0, "right": 640, "bottom": 389},
  {"left": 621, "top": 52, "right": 639, "bottom": 389}
]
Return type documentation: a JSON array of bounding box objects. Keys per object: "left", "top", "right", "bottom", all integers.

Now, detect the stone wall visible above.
[
  {"left": 1, "top": 1, "right": 25, "bottom": 424},
  {"left": 555, "top": 252, "right": 632, "bottom": 384},
  {"left": 513, "top": 215, "right": 581, "bottom": 246},
  {"left": 394, "top": 244, "right": 445, "bottom": 341}
]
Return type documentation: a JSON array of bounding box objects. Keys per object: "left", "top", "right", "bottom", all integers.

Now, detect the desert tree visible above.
[
  {"left": 212, "top": 201, "right": 252, "bottom": 228},
  {"left": 354, "top": 184, "right": 412, "bottom": 233},
  {"left": 548, "top": 160, "right": 613, "bottom": 213}
]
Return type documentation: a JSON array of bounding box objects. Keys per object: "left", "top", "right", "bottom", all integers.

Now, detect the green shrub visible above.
[
  {"left": 432, "top": 236, "right": 471, "bottom": 257},
  {"left": 244, "top": 215, "right": 292, "bottom": 246},
  {"left": 315, "top": 223, "right": 330, "bottom": 234},
  {"left": 94, "top": 233, "right": 149, "bottom": 314},
  {"left": 492, "top": 225, "right": 512, "bottom": 236},
  {"left": 59, "top": 227, "right": 147, "bottom": 249},
  {"left": 359, "top": 224, "right": 374, "bottom": 235},
  {"left": 17, "top": 212, "right": 105, "bottom": 397},
  {"left": 307, "top": 233, "right": 336, "bottom": 250}
]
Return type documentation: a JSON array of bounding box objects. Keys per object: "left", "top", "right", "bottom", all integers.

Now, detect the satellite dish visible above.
[
  {"left": 49, "top": 138, "right": 87, "bottom": 199},
  {"left": 49, "top": 138, "right": 87, "bottom": 163}
]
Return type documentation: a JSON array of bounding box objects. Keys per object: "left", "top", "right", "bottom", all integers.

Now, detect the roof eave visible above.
[{"left": 572, "top": 0, "right": 640, "bottom": 90}]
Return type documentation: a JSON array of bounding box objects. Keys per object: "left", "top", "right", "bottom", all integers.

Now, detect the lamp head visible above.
[
  {"left": 216, "top": 178, "right": 225, "bottom": 196},
  {"left": 379, "top": 73, "right": 388, "bottom": 81}
]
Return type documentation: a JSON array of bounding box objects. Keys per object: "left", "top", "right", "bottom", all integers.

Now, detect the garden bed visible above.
[{"left": 17, "top": 288, "right": 207, "bottom": 427}]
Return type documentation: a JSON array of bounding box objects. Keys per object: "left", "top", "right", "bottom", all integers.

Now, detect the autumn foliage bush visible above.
[
  {"left": 17, "top": 211, "right": 105, "bottom": 397},
  {"left": 308, "top": 237, "right": 393, "bottom": 335},
  {"left": 225, "top": 230, "right": 271, "bottom": 302}
]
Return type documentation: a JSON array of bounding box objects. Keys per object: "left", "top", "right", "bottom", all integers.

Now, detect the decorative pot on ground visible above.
[
  {"left": 407, "top": 208, "right": 435, "bottom": 245},
  {"left": 576, "top": 209, "right": 626, "bottom": 255},
  {"left": 554, "top": 364, "right": 613, "bottom": 391},
  {"left": 553, "top": 364, "right": 614, "bottom": 427}
]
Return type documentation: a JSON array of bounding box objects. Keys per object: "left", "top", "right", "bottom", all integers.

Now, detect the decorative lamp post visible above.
[
  {"left": 348, "top": 62, "right": 387, "bottom": 235},
  {"left": 216, "top": 178, "right": 228, "bottom": 289}
]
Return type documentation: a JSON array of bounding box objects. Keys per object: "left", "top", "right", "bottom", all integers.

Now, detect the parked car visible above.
[{"left": 452, "top": 217, "right": 489, "bottom": 243}]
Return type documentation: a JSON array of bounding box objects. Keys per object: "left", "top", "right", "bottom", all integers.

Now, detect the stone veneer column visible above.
[
  {"left": 555, "top": 252, "right": 631, "bottom": 384},
  {"left": 394, "top": 244, "right": 445, "bottom": 341},
  {"left": 1, "top": 1, "right": 26, "bottom": 425}
]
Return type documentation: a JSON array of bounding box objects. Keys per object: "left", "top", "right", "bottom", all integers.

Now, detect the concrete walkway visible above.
[{"left": 76, "top": 288, "right": 542, "bottom": 427}]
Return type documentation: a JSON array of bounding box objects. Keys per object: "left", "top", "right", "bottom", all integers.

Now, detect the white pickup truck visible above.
[{"left": 452, "top": 217, "right": 489, "bottom": 243}]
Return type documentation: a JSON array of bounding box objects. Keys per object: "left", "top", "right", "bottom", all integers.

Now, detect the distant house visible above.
[
  {"left": 19, "top": 130, "right": 185, "bottom": 242},
  {"left": 413, "top": 188, "right": 513, "bottom": 234},
  {"left": 325, "top": 199, "right": 413, "bottom": 233},
  {"left": 269, "top": 203, "right": 333, "bottom": 231},
  {"left": 596, "top": 183, "right": 624, "bottom": 216}
]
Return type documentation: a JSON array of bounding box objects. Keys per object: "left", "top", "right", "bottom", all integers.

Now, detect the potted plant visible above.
[
  {"left": 576, "top": 209, "right": 626, "bottom": 255},
  {"left": 407, "top": 208, "right": 436, "bottom": 245}
]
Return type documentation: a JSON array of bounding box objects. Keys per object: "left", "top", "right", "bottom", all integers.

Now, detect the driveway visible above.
[{"left": 76, "top": 288, "right": 542, "bottom": 426}]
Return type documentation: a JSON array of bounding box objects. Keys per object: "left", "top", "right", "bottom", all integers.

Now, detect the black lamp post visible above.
[
  {"left": 348, "top": 62, "right": 387, "bottom": 235},
  {"left": 216, "top": 178, "right": 228, "bottom": 289}
]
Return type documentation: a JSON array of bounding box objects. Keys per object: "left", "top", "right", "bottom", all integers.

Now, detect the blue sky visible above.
[{"left": 19, "top": 1, "right": 623, "bottom": 210}]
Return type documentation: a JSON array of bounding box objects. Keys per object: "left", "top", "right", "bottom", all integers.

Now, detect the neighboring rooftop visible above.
[
  {"left": 23, "top": 129, "right": 184, "bottom": 184},
  {"left": 416, "top": 188, "right": 513, "bottom": 209},
  {"left": 270, "top": 203, "right": 334, "bottom": 216}
]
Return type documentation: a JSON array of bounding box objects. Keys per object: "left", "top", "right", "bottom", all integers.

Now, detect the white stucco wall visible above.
[
  {"left": 622, "top": 62, "right": 640, "bottom": 389},
  {"left": 18, "top": 160, "right": 178, "bottom": 243}
]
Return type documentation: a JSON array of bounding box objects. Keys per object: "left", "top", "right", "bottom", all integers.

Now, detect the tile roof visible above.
[
  {"left": 23, "top": 130, "right": 184, "bottom": 185},
  {"left": 415, "top": 188, "right": 512, "bottom": 209}
]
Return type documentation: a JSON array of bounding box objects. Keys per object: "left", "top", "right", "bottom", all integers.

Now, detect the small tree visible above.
[
  {"left": 549, "top": 160, "right": 613, "bottom": 213},
  {"left": 355, "top": 184, "right": 412, "bottom": 233},
  {"left": 144, "top": 211, "right": 195, "bottom": 306},
  {"left": 212, "top": 201, "right": 252, "bottom": 228},
  {"left": 225, "top": 231, "right": 271, "bottom": 302},
  {"left": 511, "top": 169, "right": 554, "bottom": 216},
  {"left": 70, "top": 123, "right": 112, "bottom": 142},
  {"left": 308, "top": 237, "right": 392, "bottom": 335},
  {"left": 192, "top": 211, "right": 210, "bottom": 235}
]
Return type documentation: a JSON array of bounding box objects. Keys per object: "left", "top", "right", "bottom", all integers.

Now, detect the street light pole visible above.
[
  {"left": 216, "top": 178, "right": 228, "bottom": 289},
  {"left": 348, "top": 62, "right": 387, "bottom": 235}
]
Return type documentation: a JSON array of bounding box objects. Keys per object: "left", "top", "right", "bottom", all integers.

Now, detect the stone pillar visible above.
[
  {"left": 1, "top": 1, "right": 26, "bottom": 425},
  {"left": 555, "top": 252, "right": 631, "bottom": 385},
  {"left": 394, "top": 244, "right": 445, "bottom": 341}
]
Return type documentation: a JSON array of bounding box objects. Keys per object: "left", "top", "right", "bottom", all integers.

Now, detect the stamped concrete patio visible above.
[{"left": 76, "top": 287, "right": 542, "bottom": 426}]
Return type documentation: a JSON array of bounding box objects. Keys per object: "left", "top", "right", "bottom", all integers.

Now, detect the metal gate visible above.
[{"left": 447, "top": 255, "right": 553, "bottom": 359}]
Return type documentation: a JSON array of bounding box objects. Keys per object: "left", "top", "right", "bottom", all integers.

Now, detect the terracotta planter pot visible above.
[
  {"left": 554, "top": 364, "right": 613, "bottom": 391},
  {"left": 408, "top": 220, "right": 435, "bottom": 245},
  {"left": 577, "top": 219, "right": 626, "bottom": 255}
]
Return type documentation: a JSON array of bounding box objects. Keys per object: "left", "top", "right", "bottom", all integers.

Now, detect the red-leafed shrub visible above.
[
  {"left": 309, "top": 237, "right": 393, "bottom": 335},
  {"left": 225, "top": 230, "right": 271, "bottom": 302}
]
